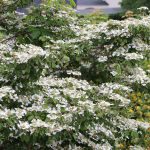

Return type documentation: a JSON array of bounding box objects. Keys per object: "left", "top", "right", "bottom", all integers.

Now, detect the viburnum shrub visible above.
[{"left": 0, "top": 1, "right": 150, "bottom": 149}]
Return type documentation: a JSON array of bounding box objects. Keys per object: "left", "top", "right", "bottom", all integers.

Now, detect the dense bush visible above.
[
  {"left": 109, "top": 12, "right": 124, "bottom": 20},
  {"left": 121, "top": 0, "right": 150, "bottom": 11},
  {"left": 0, "top": 0, "right": 150, "bottom": 149}
]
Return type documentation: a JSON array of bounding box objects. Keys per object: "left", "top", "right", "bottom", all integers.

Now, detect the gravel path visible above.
[
  {"left": 77, "top": 0, "right": 108, "bottom": 6},
  {"left": 77, "top": 0, "right": 122, "bottom": 14}
]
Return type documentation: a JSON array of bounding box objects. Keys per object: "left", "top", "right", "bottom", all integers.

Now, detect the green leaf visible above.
[
  {"left": 31, "top": 30, "right": 41, "bottom": 39},
  {"left": 131, "top": 131, "right": 139, "bottom": 138},
  {"left": 69, "top": 0, "right": 76, "bottom": 7},
  {"left": 21, "top": 135, "right": 30, "bottom": 143},
  {"left": 62, "top": 55, "right": 70, "bottom": 63}
]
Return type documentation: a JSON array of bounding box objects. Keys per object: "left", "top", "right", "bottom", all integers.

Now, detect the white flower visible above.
[
  {"left": 109, "top": 93, "right": 130, "bottom": 106},
  {"left": 127, "top": 67, "right": 150, "bottom": 86},
  {"left": 14, "top": 108, "right": 27, "bottom": 119},
  {"left": 11, "top": 44, "right": 46, "bottom": 64},
  {"left": 66, "top": 70, "right": 81, "bottom": 76},
  {"left": 0, "top": 86, "right": 15, "bottom": 99},
  {"left": 0, "top": 108, "right": 14, "bottom": 119},
  {"left": 0, "top": 43, "right": 13, "bottom": 51},
  {"left": 18, "top": 121, "right": 30, "bottom": 130},
  {"left": 125, "top": 53, "right": 144, "bottom": 60},
  {"left": 110, "top": 71, "right": 118, "bottom": 76},
  {"left": 129, "top": 145, "right": 145, "bottom": 150},
  {"left": 81, "top": 62, "right": 91, "bottom": 68},
  {"left": 31, "top": 119, "right": 49, "bottom": 128},
  {"left": 137, "top": 7, "right": 149, "bottom": 11},
  {"left": 98, "top": 101, "right": 112, "bottom": 109},
  {"left": 97, "top": 56, "right": 108, "bottom": 62},
  {"left": 113, "top": 116, "right": 150, "bottom": 131}
]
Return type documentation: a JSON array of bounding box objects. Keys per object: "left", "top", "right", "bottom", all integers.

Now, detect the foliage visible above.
[
  {"left": 0, "top": 1, "right": 150, "bottom": 149},
  {"left": 121, "top": 0, "right": 150, "bottom": 11},
  {"left": 109, "top": 12, "right": 125, "bottom": 20},
  {"left": 78, "top": 11, "right": 108, "bottom": 24}
]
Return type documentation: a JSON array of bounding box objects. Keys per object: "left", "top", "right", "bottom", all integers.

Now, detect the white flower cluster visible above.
[
  {"left": 127, "top": 67, "right": 150, "bottom": 86},
  {"left": 0, "top": 43, "right": 13, "bottom": 51},
  {"left": 97, "top": 56, "right": 108, "bottom": 62},
  {"left": 0, "top": 86, "right": 15, "bottom": 99},
  {"left": 99, "top": 83, "right": 132, "bottom": 106},
  {"left": 89, "top": 123, "right": 115, "bottom": 140},
  {"left": 124, "top": 53, "right": 144, "bottom": 60},
  {"left": 137, "top": 7, "right": 149, "bottom": 11},
  {"left": 68, "top": 16, "right": 150, "bottom": 43},
  {"left": 0, "top": 74, "right": 138, "bottom": 147},
  {"left": 113, "top": 116, "right": 150, "bottom": 131},
  {"left": 128, "top": 38, "right": 150, "bottom": 52},
  {"left": 37, "top": 76, "right": 93, "bottom": 90},
  {"left": 129, "top": 145, "right": 145, "bottom": 150},
  {"left": 11, "top": 44, "right": 47, "bottom": 64},
  {"left": 66, "top": 70, "right": 81, "bottom": 76},
  {"left": 76, "top": 133, "right": 112, "bottom": 150}
]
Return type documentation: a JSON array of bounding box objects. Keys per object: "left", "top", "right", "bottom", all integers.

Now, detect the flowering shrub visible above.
[{"left": 0, "top": 1, "right": 150, "bottom": 149}]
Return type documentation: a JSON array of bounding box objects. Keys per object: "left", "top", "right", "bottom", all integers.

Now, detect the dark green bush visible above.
[{"left": 121, "top": 0, "right": 150, "bottom": 10}]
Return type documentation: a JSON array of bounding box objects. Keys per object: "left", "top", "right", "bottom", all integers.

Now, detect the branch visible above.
[
  {"left": 0, "top": 30, "right": 29, "bottom": 43},
  {"left": 0, "top": 34, "right": 17, "bottom": 43}
]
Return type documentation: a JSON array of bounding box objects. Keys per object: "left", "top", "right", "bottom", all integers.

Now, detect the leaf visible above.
[
  {"left": 131, "top": 131, "right": 139, "bottom": 138},
  {"left": 62, "top": 55, "right": 70, "bottom": 63},
  {"left": 69, "top": 0, "right": 76, "bottom": 7},
  {"left": 21, "top": 135, "right": 30, "bottom": 143},
  {"left": 31, "top": 30, "right": 41, "bottom": 39},
  {"left": 116, "top": 64, "right": 122, "bottom": 75}
]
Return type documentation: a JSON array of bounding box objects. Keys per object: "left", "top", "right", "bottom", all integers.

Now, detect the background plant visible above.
[{"left": 121, "top": 0, "right": 150, "bottom": 11}]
